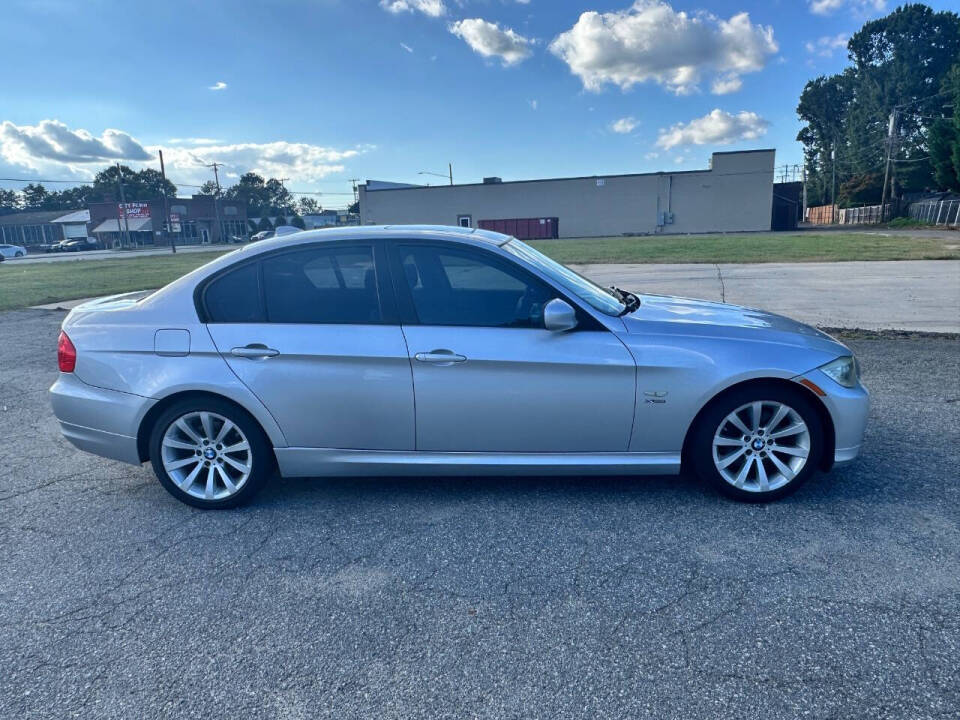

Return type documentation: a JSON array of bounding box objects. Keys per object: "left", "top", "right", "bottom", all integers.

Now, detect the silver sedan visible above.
[{"left": 50, "top": 225, "right": 869, "bottom": 508}]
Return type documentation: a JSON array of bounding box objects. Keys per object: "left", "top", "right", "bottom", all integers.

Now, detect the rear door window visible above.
[{"left": 261, "top": 246, "right": 381, "bottom": 324}]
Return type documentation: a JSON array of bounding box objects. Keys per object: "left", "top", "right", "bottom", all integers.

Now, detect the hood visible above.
[{"left": 621, "top": 294, "right": 848, "bottom": 353}]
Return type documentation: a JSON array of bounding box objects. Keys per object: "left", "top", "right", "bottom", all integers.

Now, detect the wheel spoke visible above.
[
  {"left": 714, "top": 436, "right": 743, "bottom": 447},
  {"left": 205, "top": 465, "right": 216, "bottom": 499},
  {"left": 769, "top": 423, "right": 806, "bottom": 439},
  {"left": 165, "top": 456, "right": 201, "bottom": 471},
  {"left": 751, "top": 402, "right": 763, "bottom": 432},
  {"left": 176, "top": 418, "right": 202, "bottom": 444},
  {"left": 767, "top": 453, "right": 796, "bottom": 481},
  {"left": 754, "top": 457, "right": 770, "bottom": 491},
  {"left": 178, "top": 462, "right": 203, "bottom": 490},
  {"left": 717, "top": 447, "right": 748, "bottom": 469},
  {"left": 222, "top": 441, "right": 250, "bottom": 455},
  {"left": 163, "top": 437, "right": 198, "bottom": 451},
  {"left": 766, "top": 404, "right": 789, "bottom": 432},
  {"left": 733, "top": 458, "right": 752, "bottom": 488},
  {"left": 222, "top": 454, "right": 251, "bottom": 474},
  {"left": 216, "top": 465, "right": 237, "bottom": 492},
  {"left": 214, "top": 420, "right": 235, "bottom": 444},
  {"left": 200, "top": 412, "right": 215, "bottom": 441},
  {"left": 771, "top": 444, "right": 808, "bottom": 458},
  {"left": 727, "top": 412, "right": 751, "bottom": 435}
]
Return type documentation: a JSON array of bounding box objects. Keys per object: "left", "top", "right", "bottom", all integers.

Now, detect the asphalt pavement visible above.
[{"left": 1, "top": 309, "right": 958, "bottom": 719}]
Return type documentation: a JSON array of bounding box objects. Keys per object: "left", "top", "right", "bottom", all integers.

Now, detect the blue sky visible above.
[{"left": 1, "top": 0, "right": 954, "bottom": 208}]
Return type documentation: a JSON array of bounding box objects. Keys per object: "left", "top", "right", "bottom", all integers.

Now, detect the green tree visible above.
[
  {"left": 0, "top": 188, "right": 21, "bottom": 214},
  {"left": 297, "top": 196, "right": 321, "bottom": 215},
  {"left": 347, "top": 201, "right": 359, "bottom": 214},
  {"left": 257, "top": 216, "right": 273, "bottom": 232},
  {"left": 289, "top": 215, "right": 306, "bottom": 229},
  {"left": 797, "top": 5, "right": 960, "bottom": 202},
  {"left": 928, "top": 64, "right": 960, "bottom": 191},
  {"left": 198, "top": 181, "right": 219, "bottom": 196},
  {"left": 21, "top": 183, "right": 51, "bottom": 210}
]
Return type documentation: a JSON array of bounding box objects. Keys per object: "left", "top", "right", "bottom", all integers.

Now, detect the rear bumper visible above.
[{"left": 49, "top": 373, "right": 154, "bottom": 466}]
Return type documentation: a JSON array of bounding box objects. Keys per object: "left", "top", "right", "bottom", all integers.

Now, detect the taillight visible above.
[{"left": 58, "top": 331, "right": 76, "bottom": 373}]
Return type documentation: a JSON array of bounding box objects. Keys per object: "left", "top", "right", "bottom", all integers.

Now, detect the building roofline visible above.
[{"left": 363, "top": 149, "right": 777, "bottom": 193}]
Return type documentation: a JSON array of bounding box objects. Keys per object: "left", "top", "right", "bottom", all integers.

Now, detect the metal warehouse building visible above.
[{"left": 359, "top": 149, "right": 776, "bottom": 238}]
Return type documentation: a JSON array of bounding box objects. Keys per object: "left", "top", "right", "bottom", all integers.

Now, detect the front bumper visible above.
[
  {"left": 49, "top": 373, "right": 154, "bottom": 465},
  {"left": 797, "top": 370, "right": 870, "bottom": 466}
]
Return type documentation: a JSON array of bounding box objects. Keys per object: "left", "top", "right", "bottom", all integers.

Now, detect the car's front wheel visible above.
[
  {"left": 691, "top": 384, "right": 824, "bottom": 502},
  {"left": 148, "top": 398, "right": 272, "bottom": 508}
]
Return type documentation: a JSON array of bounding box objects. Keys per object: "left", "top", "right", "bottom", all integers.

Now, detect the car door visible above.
[
  {"left": 389, "top": 241, "right": 636, "bottom": 453},
  {"left": 203, "top": 242, "right": 415, "bottom": 450}
]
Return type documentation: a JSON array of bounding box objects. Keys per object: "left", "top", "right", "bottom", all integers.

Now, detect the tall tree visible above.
[
  {"left": 797, "top": 4, "right": 960, "bottom": 205},
  {"left": 0, "top": 188, "right": 21, "bottom": 214},
  {"left": 928, "top": 64, "right": 960, "bottom": 192},
  {"left": 297, "top": 196, "right": 322, "bottom": 215},
  {"left": 198, "top": 181, "right": 219, "bottom": 196}
]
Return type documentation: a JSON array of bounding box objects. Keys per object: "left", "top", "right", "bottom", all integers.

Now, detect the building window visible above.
[
  {"left": 223, "top": 205, "right": 237, "bottom": 216},
  {"left": 171, "top": 205, "right": 187, "bottom": 216},
  {"left": 457, "top": 215, "right": 472, "bottom": 228}
]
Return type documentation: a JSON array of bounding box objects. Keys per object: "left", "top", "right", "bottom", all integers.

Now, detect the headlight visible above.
[{"left": 819, "top": 356, "right": 858, "bottom": 388}]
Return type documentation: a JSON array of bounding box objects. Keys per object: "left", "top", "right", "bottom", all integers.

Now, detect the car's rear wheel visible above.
[
  {"left": 15, "top": 251, "right": 24, "bottom": 257},
  {"left": 691, "top": 385, "right": 824, "bottom": 502},
  {"left": 148, "top": 398, "right": 272, "bottom": 508}
]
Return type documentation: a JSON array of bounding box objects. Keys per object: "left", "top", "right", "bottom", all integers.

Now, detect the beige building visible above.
[{"left": 359, "top": 149, "right": 776, "bottom": 238}]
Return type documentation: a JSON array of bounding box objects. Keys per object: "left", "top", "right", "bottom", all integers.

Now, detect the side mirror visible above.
[{"left": 543, "top": 298, "right": 578, "bottom": 332}]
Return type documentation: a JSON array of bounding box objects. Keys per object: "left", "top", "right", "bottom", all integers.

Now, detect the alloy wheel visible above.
[
  {"left": 711, "top": 400, "right": 810, "bottom": 493},
  {"left": 160, "top": 411, "right": 252, "bottom": 500}
]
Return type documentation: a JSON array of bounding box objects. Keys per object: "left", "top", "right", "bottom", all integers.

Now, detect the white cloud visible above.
[
  {"left": 549, "top": 1, "right": 777, "bottom": 96},
  {"left": 400, "top": 42, "right": 414, "bottom": 53},
  {"left": 805, "top": 33, "right": 848, "bottom": 56},
  {"left": 644, "top": 151, "right": 659, "bottom": 159},
  {"left": 0, "top": 119, "right": 151, "bottom": 167},
  {"left": 0, "top": 119, "right": 367, "bottom": 188},
  {"left": 656, "top": 109, "right": 769, "bottom": 149},
  {"left": 610, "top": 116, "right": 638, "bottom": 134},
  {"left": 380, "top": 0, "right": 446, "bottom": 17},
  {"left": 809, "top": 0, "right": 885, "bottom": 15},
  {"left": 528, "top": 99, "right": 538, "bottom": 110},
  {"left": 449, "top": 18, "right": 534, "bottom": 66},
  {"left": 209, "top": 81, "right": 227, "bottom": 91},
  {"left": 168, "top": 137, "right": 221, "bottom": 145},
  {"left": 711, "top": 74, "right": 742, "bottom": 95}
]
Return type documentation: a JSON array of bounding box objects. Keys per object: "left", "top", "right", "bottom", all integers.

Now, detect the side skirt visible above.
[{"left": 274, "top": 448, "right": 682, "bottom": 478}]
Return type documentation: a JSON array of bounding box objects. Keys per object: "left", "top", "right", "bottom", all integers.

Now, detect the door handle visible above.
[
  {"left": 230, "top": 343, "right": 279, "bottom": 359},
  {"left": 414, "top": 349, "right": 467, "bottom": 365}
]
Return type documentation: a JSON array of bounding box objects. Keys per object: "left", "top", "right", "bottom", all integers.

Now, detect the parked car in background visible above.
[
  {"left": 273, "top": 225, "right": 302, "bottom": 237},
  {"left": 59, "top": 238, "right": 99, "bottom": 252},
  {"left": 50, "top": 225, "right": 869, "bottom": 509},
  {"left": 250, "top": 230, "right": 275, "bottom": 242},
  {"left": 0, "top": 243, "right": 27, "bottom": 259}
]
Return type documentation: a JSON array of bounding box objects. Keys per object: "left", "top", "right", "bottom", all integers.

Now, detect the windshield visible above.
[{"left": 502, "top": 239, "right": 625, "bottom": 317}]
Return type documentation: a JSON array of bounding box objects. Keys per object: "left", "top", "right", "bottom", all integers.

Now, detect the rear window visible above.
[{"left": 203, "top": 263, "right": 263, "bottom": 323}]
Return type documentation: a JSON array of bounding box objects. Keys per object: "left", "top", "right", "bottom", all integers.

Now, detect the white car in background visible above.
[{"left": 0, "top": 243, "right": 27, "bottom": 259}]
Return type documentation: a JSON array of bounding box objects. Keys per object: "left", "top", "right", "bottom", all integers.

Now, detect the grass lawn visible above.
[
  {"left": 1, "top": 230, "right": 957, "bottom": 312},
  {"left": 530, "top": 230, "right": 960, "bottom": 265},
  {"left": 0, "top": 250, "right": 231, "bottom": 312}
]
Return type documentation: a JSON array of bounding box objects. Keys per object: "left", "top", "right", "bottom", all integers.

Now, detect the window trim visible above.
[
  {"left": 386, "top": 239, "right": 601, "bottom": 331},
  {"left": 195, "top": 240, "right": 399, "bottom": 325}
]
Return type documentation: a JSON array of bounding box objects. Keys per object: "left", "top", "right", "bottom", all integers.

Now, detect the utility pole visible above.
[
  {"left": 879, "top": 110, "right": 896, "bottom": 222},
  {"left": 115, "top": 163, "right": 132, "bottom": 249},
  {"left": 448, "top": 163, "right": 453, "bottom": 186},
  {"left": 830, "top": 140, "right": 837, "bottom": 224},
  {"left": 205, "top": 162, "right": 223, "bottom": 244},
  {"left": 159, "top": 150, "right": 175, "bottom": 254},
  {"left": 801, "top": 163, "right": 808, "bottom": 224}
]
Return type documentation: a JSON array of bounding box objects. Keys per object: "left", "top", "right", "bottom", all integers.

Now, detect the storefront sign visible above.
[{"left": 119, "top": 202, "right": 151, "bottom": 219}]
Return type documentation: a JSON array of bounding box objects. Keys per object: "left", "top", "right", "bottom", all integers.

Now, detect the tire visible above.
[
  {"left": 15, "top": 252, "right": 24, "bottom": 258},
  {"left": 148, "top": 397, "right": 273, "bottom": 508},
  {"left": 690, "top": 383, "right": 824, "bottom": 503}
]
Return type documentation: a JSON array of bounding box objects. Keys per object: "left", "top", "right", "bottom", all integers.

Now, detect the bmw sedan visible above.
[{"left": 50, "top": 225, "right": 869, "bottom": 508}]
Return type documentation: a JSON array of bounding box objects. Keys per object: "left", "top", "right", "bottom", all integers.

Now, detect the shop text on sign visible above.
[{"left": 119, "top": 202, "right": 151, "bottom": 219}]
